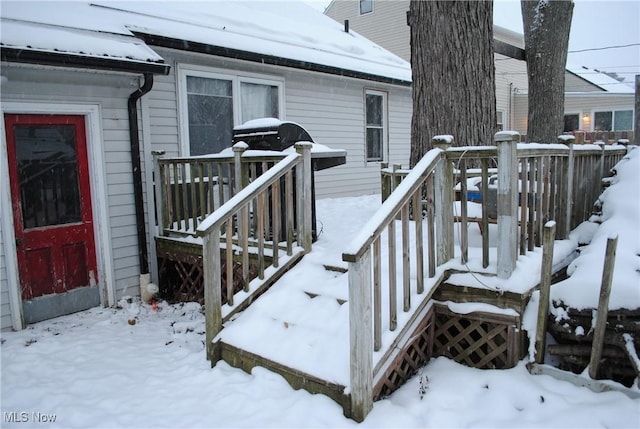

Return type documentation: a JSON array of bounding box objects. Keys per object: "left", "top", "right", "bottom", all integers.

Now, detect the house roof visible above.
[
  {"left": 0, "top": 1, "right": 411, "bottom": 84},
  {"left": 566, "top": 65, "right": 635, "bottom": 94}
]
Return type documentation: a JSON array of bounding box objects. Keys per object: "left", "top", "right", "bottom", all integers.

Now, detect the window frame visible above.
[
  {"left": 178, "top": 65, "right": 285, "bottom": 156},
  {"left": 364, "top": 89, "right": 388, "bottom": 164},
  {"left": 359, "top": 0, "right": 373, "bottom": 15},
  {"left": 592, "top": 108, "right": 634, "bottom": 132},
  {"left": 496, "top": 110, "right": 506, "bottom": 132}
]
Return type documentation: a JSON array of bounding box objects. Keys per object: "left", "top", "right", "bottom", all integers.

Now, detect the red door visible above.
[{"left": 5, "top": 114, "right": 97, "bottom": 300}]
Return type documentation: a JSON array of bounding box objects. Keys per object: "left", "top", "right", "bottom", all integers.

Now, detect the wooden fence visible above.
[{"left": 346, "top": 132, "right": 629, "bottom": 420}]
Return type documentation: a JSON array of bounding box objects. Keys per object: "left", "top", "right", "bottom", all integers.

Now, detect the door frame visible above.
[{"left": 1, "top": 102, "right": 115, "bottom": 330}]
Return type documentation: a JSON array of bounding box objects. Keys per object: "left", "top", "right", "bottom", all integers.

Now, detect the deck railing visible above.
[
  {"left": 153, "top": 147, "right": 288, "bottom": 237},
  {"left": 347, "top": 132, "right": 629, "bottom": 420},
  {"left": 195, "top": 142, "right": 313, "bottom": 362}
]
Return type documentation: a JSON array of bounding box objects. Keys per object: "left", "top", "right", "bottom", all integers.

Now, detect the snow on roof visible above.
[
  {"left": 0, "top": 1, "right": 411, "bottom": 83},
  {"left": 566, "top": 65, "right": 635, "bottom": 94}
]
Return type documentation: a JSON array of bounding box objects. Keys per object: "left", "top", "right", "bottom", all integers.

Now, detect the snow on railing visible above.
[
  {"left": 348, "top": 131, "right": 628, "bottom": 421},
  {"left": 195, "top": 142, "right": 313, "bottom": 362}
]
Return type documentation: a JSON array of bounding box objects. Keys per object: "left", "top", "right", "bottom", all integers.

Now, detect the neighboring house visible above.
[
  {"left": 325, "top": 0, "right": 635, "bottom": 140},
  {"left": 0, "top": 1, "right": 413, "bottom": 330},
  {"left": 513, "top": 65, "right": 635, "bottom": 140}
]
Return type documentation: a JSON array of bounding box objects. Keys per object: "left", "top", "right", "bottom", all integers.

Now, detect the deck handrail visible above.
[
  {"left": 196, "top": 142, "right": 313, "bottom": 362},
  {"left": 349, "top": 132, "right": 629, "bottom": 421}
]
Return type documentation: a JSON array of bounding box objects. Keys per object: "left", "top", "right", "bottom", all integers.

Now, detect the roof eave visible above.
[
  {"left": 1, "top": 46, "right": 171, "bottom": 75},
  {"left": 133, "top": 32, "right": 411, "bottom": 87}
]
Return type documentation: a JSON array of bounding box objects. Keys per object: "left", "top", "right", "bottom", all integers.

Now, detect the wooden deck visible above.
[{"left": 153, "top": 134, "right": 629, "bottom": 421}]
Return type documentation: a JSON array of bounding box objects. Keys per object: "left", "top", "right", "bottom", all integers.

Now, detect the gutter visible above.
[
  {"left": 128, "top": 73, "right": 154, "bottom": 275},
  {"left": 0, "top": 47, "right": 170, "bottom": 75}
]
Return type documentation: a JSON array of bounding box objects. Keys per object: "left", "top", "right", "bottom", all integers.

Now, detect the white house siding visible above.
[
  {"left": 565, "top": 73, "right": 603, "bottom": 92},
  {"left": 145, "top": 48, "right": 412, "bottom": 199},
  {"left": 0, "top": 65, "right": 145, "bottom": 329}
]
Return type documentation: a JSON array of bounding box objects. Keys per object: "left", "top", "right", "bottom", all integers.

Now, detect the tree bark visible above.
[
  {"left": 521, "top": 0, "right": 574, "bottom": 143},
  {"left": 408, "top": 1, "right": 496, "bottom": 167}
]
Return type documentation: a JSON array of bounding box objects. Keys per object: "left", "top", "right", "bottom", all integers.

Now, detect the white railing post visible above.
[
  {"left": 295, "top": 142, "right": 313, "bottom": 253},
  {"left": 496, "top": 131, "right": 519, "bottom": 279},
  {"left": 203, "top": 231, "right": 222, "bottom": 363},
  {"left": 348, "top": 247, "right": 373, "bottom": 422},
  {"left": 152, "top": 150, "right": 166, "bottom": 233},
  {"left": 233, "top": 142, "right": 248, "bottom": 194},
  {"left": 432, "top": 135, "right": 454, "bottom": 265}
]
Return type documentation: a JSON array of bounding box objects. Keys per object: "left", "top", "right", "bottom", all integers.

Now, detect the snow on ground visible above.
[
  {"left": 550, "top": 148, "right": 640, "bottom": 311},
  {"left": 2, "top": 151, "right": 640, "bottom": 428}
]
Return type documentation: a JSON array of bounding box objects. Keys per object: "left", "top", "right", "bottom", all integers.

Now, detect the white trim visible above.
[
  {"left": 1, "top": 102, "right": 116, "bottom": 322},
  {"left": 364, "top": 88, "right": 388, "bottom": 164},
  {"left": 0, "top": 117, "right": 23, "bottom": 330},
  {"left": 177, "top": 63, "right": 285, "bottom": 156}
]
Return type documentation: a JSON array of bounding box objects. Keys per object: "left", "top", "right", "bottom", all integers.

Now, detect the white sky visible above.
[{"left": 305, "top": 0, "right": 640, "bottom": 84}]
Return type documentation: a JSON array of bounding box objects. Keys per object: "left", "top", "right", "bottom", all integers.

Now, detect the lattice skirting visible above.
[
  {"left": 433, "top": 304, "right": 523, "bottom": 369},
  {"left": 157, "top": 249, "right": 257, "bottom": 305},
  {"left": 374, "top": 306, "right": 436, "bottom": 399}
]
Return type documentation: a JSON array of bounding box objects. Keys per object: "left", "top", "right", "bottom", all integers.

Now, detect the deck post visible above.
[
  {"left": 296, "top": 142, "right": 313, "bottom": 253},
  {"left": 564, "top": 139, "right": 575, "bottom": 237},
  {"left": 432, "top": 136, "right": 454, "bottom": 265},
  {"left": 589, "top": 234, "right": 618, "bottom": 379},
  {"left": 496, "top": 131, "right": 520, "bottom": 279},
  {"left": 535, "top": 221, "right": 556, "bottom": 364},
  {"left": 348, "top": 247, "right": 373, "bottom": 422},
  {"left": 152, "top": 151, "right": 166, "bottom": 233},
  {"left": 233, "top": 142, "right": 248, "bottom": 242},
  {"left": 203, "top": 231, "right": 222, "bottom": 363}
]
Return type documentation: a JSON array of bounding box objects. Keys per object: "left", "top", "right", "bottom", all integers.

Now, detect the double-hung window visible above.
[
  {"left": 365, "top": 90, "right": 387, "bottom": 162},
  {"left": 180, "top": 67, "right": 283, "bottom": 156}
]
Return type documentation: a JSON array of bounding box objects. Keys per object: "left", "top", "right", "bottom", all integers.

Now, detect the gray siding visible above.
[
  {"left": 327, "top": 0, "right": 411, "bottom": 62},
  {"left": 147, "top": 49, "right": 413, "bottom": 198},
  {"left": 565, "top": 72, "right": 605, "bottom": 92}
]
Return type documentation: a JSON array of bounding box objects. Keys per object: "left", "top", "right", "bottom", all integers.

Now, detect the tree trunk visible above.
[
  {"left": 408, "top": 1, "right": 496, "bottom": 167},
  {"left": 521, "top": 0, "right": 573, "bottom": 143}
]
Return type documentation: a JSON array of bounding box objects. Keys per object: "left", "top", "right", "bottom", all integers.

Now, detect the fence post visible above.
[
  {"left": 588, "top": 234, "right": 618, "bottom": 379},
  {"left": 564, "top": 138, "right": 575, "bottom": 238},
  {"left": 233, "top": 142, "right": 248, "bottom": 193},
  {"left": 296, "top": 142, "right": 313, "bottom": 253},
  {"left": 203, "top": 231, "right": 222, "bottom": 363},
  {"left": 496, "top": 131, "right": 519, "bottom": 279},
  {"left": 535, "top": 221, "right": 556, "bottom": 364},
  {"left": 348, "top": 247, "right": 373, "bottom": 422},
  {"left": 433, "top": 135, "right": 454, "bottom": 265},
  {"left": 597, "top": 141, "right": 606, "bottom": 185}
]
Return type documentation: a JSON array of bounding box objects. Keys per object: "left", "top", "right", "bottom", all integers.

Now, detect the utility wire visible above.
[{"left": 568, "top": 43, "right": 640, "bottom": 53}]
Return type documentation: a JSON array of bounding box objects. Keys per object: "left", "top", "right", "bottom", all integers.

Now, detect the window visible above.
[
  {"left": 360, "top": 0, "right": 373, "bottom": 15},
  {"left": 496, "top": 110, "right": 505, "bottom": 131},
  {"left": 593, "top": 109, "right": 633, "bottom": 132},
  {"left": 180, "top": 68, "right": 283, "bottom": 155},
  {"left": 365, "top": 90, "right": 386, "bottom": 162},
  {"left": 563, "top": 114, "right": 579, "bottom": 132}
]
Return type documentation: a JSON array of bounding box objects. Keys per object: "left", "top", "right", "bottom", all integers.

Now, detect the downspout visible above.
[{"left": 128, "top": 73, "right": 158, "bottom": 301}]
